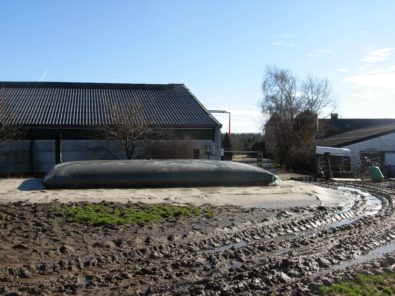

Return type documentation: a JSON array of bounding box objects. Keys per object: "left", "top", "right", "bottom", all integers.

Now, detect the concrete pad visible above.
[{"left": 0, "top": 178, "right": 354, "bottom": 209}]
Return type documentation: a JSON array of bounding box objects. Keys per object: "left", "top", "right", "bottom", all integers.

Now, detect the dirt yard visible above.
[{"left": 1, "top": 178, "right": 395, "bottom": 295}]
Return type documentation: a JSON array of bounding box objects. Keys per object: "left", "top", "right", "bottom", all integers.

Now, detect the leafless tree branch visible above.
[
  {"left": 261, "top": 66, "right": 335, "bottom": 170},
  {"left": 0, "top": 89, "right": 21, "bottom": 147},
  {"left": 300, "top": 76, "right": 334, "bottom": 114},
  {"left": 98, "top": 101, "right": 154, "bottom": 159}
]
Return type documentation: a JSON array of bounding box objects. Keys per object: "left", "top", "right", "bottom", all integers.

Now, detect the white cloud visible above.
[
  {"left": 362, "top": 48, "right": 394, "bottom": 62},
  {"left": 367, "top": 65, "right": 395, "bottom": 74},
  {"left": 359, "top": 30, "right": 367, "bottom": 34},
  {"left": 342, "top": 65, "right": 395, "bottom": 117},
  {"left": 306, "top": 49, "right": 335, "bottom": 58},
  {"left": 231, "top": 109, "right": 260, "bottom": 116},
  {"left": 343, "top": 65, "right": 395, "bottom": 100},
  {"left": 271, "top": 41, "right": 283, "bottom": 47},
  {"left": 211, "top": 107, "right": 263, "bottom": 133},
  {"left": 271, "top": 34, "right": 295, "bottom": 48},
  {"left": 336, "top": 68, "right": 349, "bottom": 73}
]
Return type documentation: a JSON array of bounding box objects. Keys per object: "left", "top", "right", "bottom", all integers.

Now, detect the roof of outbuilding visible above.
[
  {"left": 316, "top": 123, "right": 395, "bottom": 147},
  {"left": 0, "top": 81, "right": 221, "bottom": 128},
  {"left": 318, "top": 117, "right": 395, "bottom": 137}
]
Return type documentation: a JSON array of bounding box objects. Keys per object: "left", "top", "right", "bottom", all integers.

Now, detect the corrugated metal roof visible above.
[
  {"left": 316, "top": 123, "right": 395, "bottom": 147},
  {"left": 0, "top": 82, "right": 221, "bottom": 128},
  {"left": 318, "top": 118, "right": 395, "bottom": 137}
]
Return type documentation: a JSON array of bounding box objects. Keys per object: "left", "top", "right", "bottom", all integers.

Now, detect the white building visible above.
[{"left": 317, "top": 123, "right": 395, "bottom": 176}]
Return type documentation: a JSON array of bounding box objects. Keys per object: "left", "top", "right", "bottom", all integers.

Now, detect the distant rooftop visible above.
[
  {"left": 319, "top": 113, "right": 395, "bottom": 137},
  {"left": 316, "top": 123, "right": 395, "bottom": 147}
]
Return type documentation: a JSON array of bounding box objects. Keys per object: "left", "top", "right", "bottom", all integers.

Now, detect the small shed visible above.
[{"left": 315, "top": 146, "right": 351, "bottom": 178}]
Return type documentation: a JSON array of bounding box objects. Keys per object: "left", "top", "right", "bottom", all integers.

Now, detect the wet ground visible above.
[{"left": 1, "top": 179, "right": 395, "bottom": 295}]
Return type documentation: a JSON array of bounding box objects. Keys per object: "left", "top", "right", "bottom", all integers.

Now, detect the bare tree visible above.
[
  {"left": 300, "top": 76, "right": 334, "bottom": 114},
  {"left": 0, "top": 124, "right": 20, "bottom": 147},
  {"left": 0, "top": 89, "right": 20, "bottom": 147},
  {"left": 261, "top": 66, "right": 335, "bottom": 170},
  {"left": 261, "top": 66, "right": 302, "bottom": 120},
  {"left": 144, "top": 139, "right": 195, "bottom": 159},
  {"left": 99, "top": 102, "right": 154, "bottom": 160},
  {"left": 261, "top": 66, "right": 334, "bottom": 118},
  {"left": 0, "top": 89, "right": 24, "bottom": 176}
]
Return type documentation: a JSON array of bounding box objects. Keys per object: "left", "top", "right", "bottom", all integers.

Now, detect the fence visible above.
[{"left": 223, "top": 150, "right": 264, "bottom": 167}]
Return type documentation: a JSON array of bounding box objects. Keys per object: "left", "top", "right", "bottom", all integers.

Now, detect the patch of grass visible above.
[
  {"left": 320, "top": 273, "right": 395, "bottom": 296},
  {"left": 62, "top": 204, "right": 214, "bottom": 226}
]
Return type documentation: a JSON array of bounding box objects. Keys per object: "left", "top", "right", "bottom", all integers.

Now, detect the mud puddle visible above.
[
  {"left": 319, "top": 186, "right": 383, "bottom": 230},
  {"left": 320, "top": 240, "right": 395, "bottom": 276},
  {"left": 337, "top": 186, "right": 382, "bottom": 216},
  {"left": 205, "top": 240, "right": 247, "bottom": 253},
  {"left": 327, "top": 218, "right": 355, "bottom": 229}
]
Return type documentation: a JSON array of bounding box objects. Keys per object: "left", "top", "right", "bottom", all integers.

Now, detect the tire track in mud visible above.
[
  {"left": 1, "top": 180, "right": 395, "bottom": 295},
  {"left": 155, "top": 184, "right": 395, "bottom": 295}
]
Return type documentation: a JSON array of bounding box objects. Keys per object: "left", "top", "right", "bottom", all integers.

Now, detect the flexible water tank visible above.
[{"left": 43, "top": 159, "right": 278, "bottom": 189}]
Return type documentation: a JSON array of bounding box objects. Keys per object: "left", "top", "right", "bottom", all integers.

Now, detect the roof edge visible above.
[
  {"left": 319, "top": 118, "right": 395, "bottom": 121},
  {"left": 0, "top": 81, "right": 180, "bottom": 90},
  {"left": 180, "top": 84, "right": 222, "bottom": 128}
]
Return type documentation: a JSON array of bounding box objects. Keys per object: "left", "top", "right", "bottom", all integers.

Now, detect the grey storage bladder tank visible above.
[{"left": 43, "top": 159, "right": 278, "bottom": 189}]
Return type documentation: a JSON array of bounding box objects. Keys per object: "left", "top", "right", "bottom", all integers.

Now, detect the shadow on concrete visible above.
[{"left": 18, "top": 179, "right": 45, "bottom": 191}]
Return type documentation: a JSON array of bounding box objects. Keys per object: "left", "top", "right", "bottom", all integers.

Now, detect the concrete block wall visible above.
[
  {"left": 62, "top": 140, "right": 125, "bottom": 162},
  {"left": 0, "top": 140, "right": 56, "bottom": 175},
  {"left": 33, "top": 140, "right": 55, "bottom": 174},
  {"left": 62, "top": 140, "right": 218, "bottom": 161},
  {"left": 0, "top": 139, "right": 219, "bottom": 175},
  {"left": 0, "top": 141, "right": 31, "bottom": 175},
  {"left": 344, "top": 132, "right": 395, "bottom": 172}
]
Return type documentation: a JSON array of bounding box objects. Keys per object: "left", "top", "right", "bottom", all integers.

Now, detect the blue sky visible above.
[{"left": 0, "top": 1, "right": 394, "bottom": 133}]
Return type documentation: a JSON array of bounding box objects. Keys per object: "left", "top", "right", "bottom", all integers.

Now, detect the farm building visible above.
[
  {"left": 317, "top": 114, "right": 395, "bottom": 176},
  {"left": 0, "top": 81, "right": 222, "bottom": 175}
]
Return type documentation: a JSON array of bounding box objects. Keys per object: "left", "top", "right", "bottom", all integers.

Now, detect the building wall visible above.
[
  {"left": 62, "top": 140, "right": 124, "bottom": 162},
  {"left": 33, "top": 140, "right": 56, "bottom": 173},
  {"left": 344, "top": 132, "right": 395, "bottom": 172},
  {"left": 62, "top": 140, "right": 218, "bottom": 161},
  {"left": 0, "top": 140, "right": 56, "bottom": 175},
  {"left": 0, "top": 139, "right": 219, "bottom": 175},
  {"left": 0, "top": 141, "right": 31, "bottom": 175}
]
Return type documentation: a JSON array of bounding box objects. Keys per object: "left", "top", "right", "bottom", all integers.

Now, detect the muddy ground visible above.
[{"left": 1, "top": 179, "right": 395, "bottom": 295}]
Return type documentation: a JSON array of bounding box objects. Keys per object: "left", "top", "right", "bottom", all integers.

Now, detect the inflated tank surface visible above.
[{"left": 43, "top": 160, "right": 277, "bottom": 189}]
